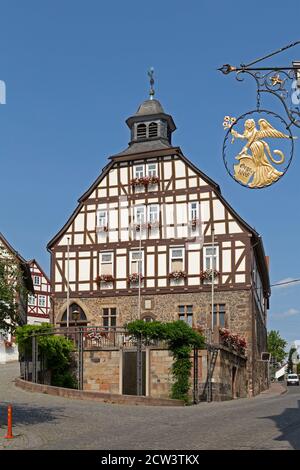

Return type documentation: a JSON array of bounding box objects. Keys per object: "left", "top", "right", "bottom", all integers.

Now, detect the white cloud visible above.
[
  {"left": 272, "top": 278, "right": 300, "bottom": 289},
  {"left": 271, "top": 308, "right": 300, "bottom": 319}
]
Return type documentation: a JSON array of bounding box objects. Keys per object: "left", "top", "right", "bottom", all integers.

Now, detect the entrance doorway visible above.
[{"left": 122, "top": 351, "right": 146, "bottom": 395}]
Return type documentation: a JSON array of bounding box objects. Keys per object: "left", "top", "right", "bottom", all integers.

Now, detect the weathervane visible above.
[
  {"left": 219, "top": 40, "right": 300, "bottom": 189},
  {"left": 148, "top": 67, "right": 155, "bottom": 100}
]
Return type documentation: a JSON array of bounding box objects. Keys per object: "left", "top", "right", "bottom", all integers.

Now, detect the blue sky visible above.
[{"left": 0, "top": 1, "right": 299, "bottom": 343}]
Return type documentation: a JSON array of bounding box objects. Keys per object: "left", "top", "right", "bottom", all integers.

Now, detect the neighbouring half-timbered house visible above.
[
  {"left": 48, "top": 94, "right": 270, "bottom": 397},
  {"left": 0, "top": 233, "right": 34, "bottom": 363},
  {"left": 27, "top": 259, "right": 51, "bottom": 325}
]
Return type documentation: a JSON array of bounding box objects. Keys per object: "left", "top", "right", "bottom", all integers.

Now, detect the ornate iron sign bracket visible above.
[{"left": 219, "top": 40, "right": 300, "bottom": 128}]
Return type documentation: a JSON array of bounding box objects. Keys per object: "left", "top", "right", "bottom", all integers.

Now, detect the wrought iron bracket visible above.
[{"left": 219, "top": 41, "right": 300, "bottom": 128}]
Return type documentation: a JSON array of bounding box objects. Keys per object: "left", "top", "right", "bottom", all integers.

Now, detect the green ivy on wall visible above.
[{"left": 126, "top": 320, "right": 204, "bottom": 403}]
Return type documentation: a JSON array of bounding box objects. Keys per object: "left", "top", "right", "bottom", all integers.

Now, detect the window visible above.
[
  {"left": 137, "top": 124, "right": 147, "bottom": 139},
  {"left": 178, "top": 305, "right": 193, "bottom": 326},
  {"left": 134, "top": 165, "right": 144, "bottom": 179},
  {"left": 130, "top": 250, "right": 144, "bottom": 275},
  {"left": 38, "top": 295, "right": 46, "bottom": 307},
  {"left": 213, "top": 304, "right": 226, "bottom": 328},
  {"left": 102, "top": 308, "right": 117, "bottom": 329},
  {"left": 33, "top": 275, "right": 41, "bottom": 286},
  {"left": 204, "top": 246, "right": 218, "bottom": 270},
  {"left": 134, "top": 205, "right": 146, "bottom": 224},
  {"left": 148, "top": 122, "right": 158, "bottom": 138},
  {"left": 97, "top": 210, "right": 107, "bottom": 228},
  {"left": 170, "top": 247, "right": 184, "bottom": 272},
  {"left": 28, "top": 294, "right": 36, "bottom": 306},
  {"left": 189, "top": 202, "right": 199, "bottom": 221},
  {"left": 148, "top": 204, "right": 159, "bottom": 223},
  {"left": 147, "top": 163, "right": 157, "bottom": 177},
  {"left": 100, "top": 252, "right": 113, "bottom": 275}
]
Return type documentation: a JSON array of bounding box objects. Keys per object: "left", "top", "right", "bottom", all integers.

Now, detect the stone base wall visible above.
[
  {"left": 53, "top": 291, "right": 252, "bottom": 333},
  {"left": 82, "top": 345, "right": 247, "bottom": 401},
  {"left": 148, "top": 349, "right": 173, "bottom": 398},
  {"left": 83, "top": 349, "right": 120, "bottom": 394},
  {"left": 53, "top": 288, "right": 265, "bottom": 398},
  {"left": 213, "top": 348, "right": 247, "bottom": 401},
  {"left": 83, "top": 347, "right": 174, "bottom": 397}
]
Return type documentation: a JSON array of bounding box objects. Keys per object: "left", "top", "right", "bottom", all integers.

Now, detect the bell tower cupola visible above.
[{"left": 126, "top": 68, "right": 176, "bottom": 147}]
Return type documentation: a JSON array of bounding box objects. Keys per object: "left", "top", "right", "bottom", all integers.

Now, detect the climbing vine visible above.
[{"left": 126, "top": 320, "right": 204, "bottom": 403}]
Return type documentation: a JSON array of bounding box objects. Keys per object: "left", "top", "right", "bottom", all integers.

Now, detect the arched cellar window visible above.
[
  {"left": 141, "top": 314, "right": 156, "bottom": 323},
  {"left": 136, "top": 123, "right": 147, "bottom": 139},
  {"left": 60, "top": 303, "right": 88, "bottom": 326},
  {"left": 148, "top": 122, "right": 158, "bottom": 138}
]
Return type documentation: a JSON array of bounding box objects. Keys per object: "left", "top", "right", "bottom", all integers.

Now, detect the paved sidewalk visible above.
[{"left": 259, "top": 382, "right": 287, "bottom": 398}]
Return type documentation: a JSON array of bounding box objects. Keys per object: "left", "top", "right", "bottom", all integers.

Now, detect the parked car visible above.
[{"left": 287, "top": 374, "right": 300, "bottom": 386}]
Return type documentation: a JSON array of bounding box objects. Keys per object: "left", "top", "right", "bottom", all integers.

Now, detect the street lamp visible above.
[
  {"left": 72, "top": 307, "right": 80, "bottom": 326},
  {"left": 72, "top": 307, "right": 80, "bottom": 345}
]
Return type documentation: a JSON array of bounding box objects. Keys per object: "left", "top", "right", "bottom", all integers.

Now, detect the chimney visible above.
[{"left": 265, "top": 256, "right": 270, "bottom": 271}]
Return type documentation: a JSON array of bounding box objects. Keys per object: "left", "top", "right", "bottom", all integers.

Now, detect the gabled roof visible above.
[
  {"left": 46, "top": 147, "right": 270, "bottom": 296},
  {"left": 27, "top": 258, "right": 51, "bottom": 285},
  {"left": 0, "top": 232, "right": 34, "bottom": 293}
]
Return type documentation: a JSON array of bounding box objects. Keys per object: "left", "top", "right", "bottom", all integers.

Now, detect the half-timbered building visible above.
[
  {"left": 27, "top": 259, "right": 51, "bottom": 325},
  {"left": 0, "top": 233, "right": 34, "bottom": 363},
  {"left": 48, "top": 94, "right": 270, "bottom": 397}
]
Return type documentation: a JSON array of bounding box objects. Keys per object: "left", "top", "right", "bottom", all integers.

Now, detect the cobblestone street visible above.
[{"left": 1, "top": 362, "right": 300, "bottom": 450}]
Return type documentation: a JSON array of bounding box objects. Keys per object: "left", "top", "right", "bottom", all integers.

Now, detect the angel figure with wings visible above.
[{"left": 231, "top": 118, "right": 293, "bottom": 188}]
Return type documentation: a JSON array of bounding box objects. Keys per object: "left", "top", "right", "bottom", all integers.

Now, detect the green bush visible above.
[
  {"left": 126, "top": 320, "right": 204, "bottom": 403},
  {"left": 16, "top": 324, "right": 77, "bottom": 388}
]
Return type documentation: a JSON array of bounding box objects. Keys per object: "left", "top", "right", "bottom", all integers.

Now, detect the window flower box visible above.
[
  {"left": 95, "top": 274, "right": 115, "bottom": 285},
  {"left": 130, "top": 176, "right": 160, "bottom": 188},
  {"left": 148, "top": 221, "right": 160, "bottom": 230},
  {"left": 4, "top": 340, "right": 13, "bottom": 348},
  {"left": 188, "top": 218, "right": 201, "bottom": 231},
  {"left": 200, "top": 269, "right": 220, "bottom": 281},
  {"left": 128, "top": 273, "right": 144, "bottom": 283},
  {"left": 96, "top": 225, "right": 108, "bottom": 233},
  {"left": 168, "top": 270, "right": 187, "bottom": 280},
  {"left": 134, "top": 221, "right": 160, "bottom": 232}
]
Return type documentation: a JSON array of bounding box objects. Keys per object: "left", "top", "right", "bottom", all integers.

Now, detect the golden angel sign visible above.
[{"left": 223, "top": 111, "right": 295, "bottom": 189}]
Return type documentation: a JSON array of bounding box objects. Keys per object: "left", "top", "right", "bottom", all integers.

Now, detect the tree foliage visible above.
[
  {"left": 126, "top": 320, "right": 204, "bottom": 403},
  {"left": 287, "top": 347, "right": 297, "bottom": 374},
  {"left": 267, "top": 330, "right": 287, "bottom": 364},
  {"left": 0, "top": 245, "right": 27, "bottom": 333}
]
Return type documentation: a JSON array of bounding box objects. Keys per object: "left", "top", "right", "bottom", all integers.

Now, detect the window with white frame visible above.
[
  {"left": 147, "top": 163, "right": 157, "bottom": 177},
  {"left": 38, "top": 295, "right": 46, "bottom": 307},
  {"left": 189, "top": 201, "right": 199, "bottom": 221},
  {"left": 134, "top": 205, "right": 146, "bottom": 224},
  {"left": 134, "top": 164, "right": 144, "bottom": 179},
  {"left": 130, "top": 250, "right": 144, "bottom": 275},
  {"left": 33, "top": 275, "right": 41, "bottom": 286},
  {"left": 28, "top": 294, "right": 36, "bottom": 306},
  {"left": 148, "top": 204, "right": 159, "bottom": 224},
  {"left": 100, "top": 252, "right": 113, "bottom": 275},
  {"left": 170, "top": 247, "right": 184, "bottom": 272},
  {"left": 97, "top": 209, "right": 108, "bottom": 228},
  {"left": 204, "top": 246, "right": 219, "bottom": 270}
]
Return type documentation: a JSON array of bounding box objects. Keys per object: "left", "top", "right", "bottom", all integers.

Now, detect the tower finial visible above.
[{"left": 148, "top": 67, "right": 155, "bottom": 100}]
